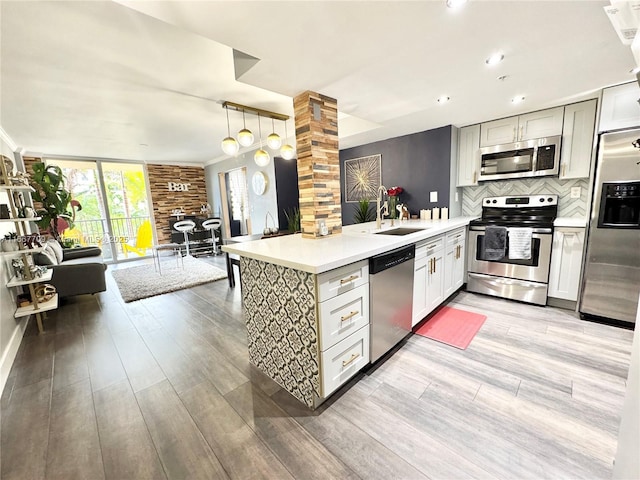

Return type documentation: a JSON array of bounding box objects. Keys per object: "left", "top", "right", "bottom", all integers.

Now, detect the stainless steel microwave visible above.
[{"left": 478, "top": 135, "right": 561, "bottom": 182}]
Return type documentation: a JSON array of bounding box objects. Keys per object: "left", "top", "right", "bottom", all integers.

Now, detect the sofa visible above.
[{"left": 33, "top": 239, "right": 107, "bottom": 297}]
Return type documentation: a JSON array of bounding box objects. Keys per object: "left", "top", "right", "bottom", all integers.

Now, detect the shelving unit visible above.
[{"left": 1, "top": 156, "right": 56, "bottom": 333}]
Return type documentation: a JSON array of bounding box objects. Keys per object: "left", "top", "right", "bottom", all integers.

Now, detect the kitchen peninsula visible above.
[{"left": 223, "top": 216, "right": 476, "bottom": 408}]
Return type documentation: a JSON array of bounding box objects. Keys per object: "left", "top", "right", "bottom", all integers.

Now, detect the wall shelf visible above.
[
  {"left": 7, "top": 270, "right": 53, "bottom": 288},
  {"left": 0, "top": 246, "right": 45, "bottom": 257},
  {"left": 0, "top": 184, "right": 35, "bottom": 192},
  {"left": 14, "top": 294, "right": 58, "bottom": 319},
  {"left": 0, "top": 217, "right": 41, "bottom": 223}
]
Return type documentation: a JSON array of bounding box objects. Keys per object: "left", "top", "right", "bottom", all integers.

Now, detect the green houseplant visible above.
[
  {"left": 284, "top": 207, "right": 301, "bottom": 233},
  {"left": 30, "top": 162, "right": 74, "bottom": 242},
  {"left": 353, "top": 199, "right": 376, "bottom": 223}
]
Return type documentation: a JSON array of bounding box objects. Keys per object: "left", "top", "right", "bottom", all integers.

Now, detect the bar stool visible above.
[
  {"left": 201, "top": 218, "right": 222, "bottom": 254},
  {"left": 173, "top": 219, "right": 196, "bottom": 256}
]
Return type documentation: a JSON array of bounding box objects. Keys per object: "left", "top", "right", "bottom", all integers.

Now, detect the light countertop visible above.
[{"left": 222, "top": 216, "right": 477, "bottom": 274}]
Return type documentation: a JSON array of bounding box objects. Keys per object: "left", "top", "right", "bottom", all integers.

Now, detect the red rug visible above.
[{"left": 414, "top": 306, "right": 486, "bottom": 350}]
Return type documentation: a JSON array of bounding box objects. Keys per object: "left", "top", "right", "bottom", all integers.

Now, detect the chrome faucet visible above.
[{"left": 376, "top": 185, "right": 388, "bottom": 230}]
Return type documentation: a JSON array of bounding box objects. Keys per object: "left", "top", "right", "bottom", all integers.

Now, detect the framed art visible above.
[{"left": 344, "top": 154, "right": 381, "bottom": 203}]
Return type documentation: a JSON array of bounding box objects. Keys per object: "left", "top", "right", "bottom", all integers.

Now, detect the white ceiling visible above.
[{"left": 0, "top": 1, "right": 636, "bottom": 166}]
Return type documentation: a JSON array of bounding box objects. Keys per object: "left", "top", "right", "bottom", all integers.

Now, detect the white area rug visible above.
[{"left": 111, "top": 255, "right": 227, "bottom": 302}]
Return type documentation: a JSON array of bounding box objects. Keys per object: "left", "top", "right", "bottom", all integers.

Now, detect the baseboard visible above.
[
  {"left": 0, "top": 317, "right": 28, "bottom": 396},
  {"left": 547, "top": 297, "right": 577, "bottom": 311}
]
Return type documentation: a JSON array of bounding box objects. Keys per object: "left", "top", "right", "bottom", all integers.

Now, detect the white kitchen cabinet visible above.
[
  {"left": 560, "top": 99, "right": 597, "bottom": 179},
  {"left": 600, "top": 82, "right": 640, "bottom": 132},
  {"left": 317, "top": 259, "right": 370, "bottom": 397},
  {"left": 412, "top": 236, "right": 444, "bottom": 326},
  {"left": 548, "top": 227, "right": 585, "bottom": 302},
  {"left": 480, "top": 107, "right": 564, "bottom": 147},
  {"left": 444, "top": 227, "right": 466, "bottom": 298},
  {"left": 457, "top": 125, "right": 480, "bottom": 186}
]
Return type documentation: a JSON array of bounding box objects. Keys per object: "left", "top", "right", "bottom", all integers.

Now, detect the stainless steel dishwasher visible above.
[{"left": 369, "top": 244, "right": 416, "bottom": 362}]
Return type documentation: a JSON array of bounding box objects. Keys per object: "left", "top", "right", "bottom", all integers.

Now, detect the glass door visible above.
[{"left": 45, "top": 159, "right": 152, "bottom": 262}]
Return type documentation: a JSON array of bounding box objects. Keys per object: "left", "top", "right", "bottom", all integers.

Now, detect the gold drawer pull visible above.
[
  {"left": 342, "top": 353, "right": 360, "bottom": 367},
  {"left": 341, "top": 311, "right": 358, "bottom": 322},
  {"left": 340, "top": 275, "right": 359, "bottom": 285}
]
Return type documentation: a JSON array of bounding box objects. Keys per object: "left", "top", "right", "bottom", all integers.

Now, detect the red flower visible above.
[{"left": 387, "top": 186, "right": 404, "bottom": 196}]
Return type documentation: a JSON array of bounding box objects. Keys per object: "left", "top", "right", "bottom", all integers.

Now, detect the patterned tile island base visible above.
[{"left": 240, "top": 257, "right": 321, "bottom": 408}]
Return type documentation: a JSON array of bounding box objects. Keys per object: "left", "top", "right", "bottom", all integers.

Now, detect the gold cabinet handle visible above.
[
  {"left": 513, "top": 126, "right": 517, "bottom": 142},
  {"left": 519, "top": 125, "right": 524, "bottom": 141},
  {"left": 433, "top": 257, "right": 436, "bottom": 273},
  {"left": 472, "top": 170, "right": 477, "bottom": 184},
  {"left": 562, "top": 164, "right": 566, "bottom": 177},
  {"left": 340, "top": 275, "right": 359, "bottom": 285},
  {"left": 428, "top": 257, "right": 432, "bottom": 274},
  {"left": 340, "top": 311, "right": 358, "bottom": 322},
  {"left": 342, "top": 353, "right": 360, "bottom": 368}
]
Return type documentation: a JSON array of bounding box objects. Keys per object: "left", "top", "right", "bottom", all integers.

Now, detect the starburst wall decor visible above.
[{"left": 344, "top": 154, "right": 381, "bottom": 203}]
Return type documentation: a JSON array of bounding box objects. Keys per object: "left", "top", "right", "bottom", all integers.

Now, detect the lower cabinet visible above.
[
  {"left": 444, "top": 227, "right": 466, "bottom": 298},
  {"left": 412, "top": 236, "right": 444, "bottom": 326},
  {"left": 548, "top": 227, "right": 585, "bottom": 302},
  {"left": 317, "top": 260, "right": 370, "bottom": 398}
]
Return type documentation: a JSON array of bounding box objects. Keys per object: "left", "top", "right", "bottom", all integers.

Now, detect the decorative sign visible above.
[
  {"left": 167, "top": 181, "right": 191, "bottom": 192},
  {"left": 344, "top": 154, "right": 382, "bottom": 203}
]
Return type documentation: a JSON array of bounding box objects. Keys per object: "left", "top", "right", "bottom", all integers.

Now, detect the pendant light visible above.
[
  {"left": 254, "top": 114, "right": 270, "bottom": 167},
  {"left": 221, "top": 106, "right": 240, "bottom": 156},
  {"left": 237, "top": 110, "right": 254, "bottom": 147},
  {"left": 280, "top": 120, "right": 296, "bottom": 160},
  {"left": 266, "top": 118, "right": 282, "bottom": 149}
]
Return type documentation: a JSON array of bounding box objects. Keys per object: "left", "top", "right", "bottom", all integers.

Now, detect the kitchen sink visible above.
[{"left": 375, "top": 227, "right": 425, "bottom": 236}]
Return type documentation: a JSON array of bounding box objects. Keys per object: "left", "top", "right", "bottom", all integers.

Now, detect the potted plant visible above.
[
  {"left": 353, "top": 199, "right": 376, "bottom": 223},
  {"left": 29, "top": 162, "right": 74, "bottom": 242},
  {"left": 284, "top": 207, "right": 301, "bottom": 233}
]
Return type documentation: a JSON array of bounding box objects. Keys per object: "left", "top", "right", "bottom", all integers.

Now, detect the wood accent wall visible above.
[
  {"left": 294, "top": 91, "right": 342, "bottom": 238},
  {"left": 146, "top": 164, "right": 207, "bottom": 244}
]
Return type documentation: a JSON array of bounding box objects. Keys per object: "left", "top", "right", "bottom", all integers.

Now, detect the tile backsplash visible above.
[{"left": 461, "top": 177, "right": 590, "bottom": 218}]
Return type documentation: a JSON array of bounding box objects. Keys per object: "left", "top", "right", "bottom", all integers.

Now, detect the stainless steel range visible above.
[{"left": 467, "top": 194, "right": 558, "bottom": 305}]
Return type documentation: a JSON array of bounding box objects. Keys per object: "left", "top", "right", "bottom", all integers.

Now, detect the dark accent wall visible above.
[
  {"left": 340, "top": 125, "right": 453, "bottom": 225},
  {"left": 274, "top": 156, "right": 299, "bottom": 230}
]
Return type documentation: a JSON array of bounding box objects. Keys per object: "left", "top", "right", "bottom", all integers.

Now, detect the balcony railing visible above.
[{"left": 61, "top": 216, "right": 152, "bottom": 260}]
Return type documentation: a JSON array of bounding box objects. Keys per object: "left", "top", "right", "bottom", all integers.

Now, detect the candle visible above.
[
  {"left": 432, "top": 207, "right": 440, "bottom": 220},
  {"left": 441, "top": 207, "right": 449, "bottom": 220}
]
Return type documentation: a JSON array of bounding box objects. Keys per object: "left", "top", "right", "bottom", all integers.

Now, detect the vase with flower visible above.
[{"left": 387, "top": 186, "right": 404, "bottom": 219}]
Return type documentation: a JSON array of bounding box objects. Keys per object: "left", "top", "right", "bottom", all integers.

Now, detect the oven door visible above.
[{"left": 468, "top": 226, "right": 553, "bottom": 283}]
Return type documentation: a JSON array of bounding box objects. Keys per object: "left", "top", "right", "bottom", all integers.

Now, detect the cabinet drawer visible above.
[
  {"left": 318, "top": 284, "right": 369, "bottom": 351},
  {"left": 416, "top": 236, "right": 444, "bottom": 259},
  {"left": 446, "top": 227, "right": 466, "bottom": 247},
  {"left": 321, "top": 325, "right": 370, "bottom": 397},
  {"left": 317, "top": 260, "right": 368, "bottom": 302}
]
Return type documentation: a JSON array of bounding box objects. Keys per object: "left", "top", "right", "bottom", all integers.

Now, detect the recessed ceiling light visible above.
[
  {"left": 486, "top": 53, "right": 504, "bottom": 66},
  {"left": 630, "top": 66, "right": 640, "bottom": 74},
  {"left": 511, "top": 95, "right": 526, "bottom": 104},
  {"left": 437, "top": 95, "right": 450, "bottom": 104},
  {"left": 446, "top": 0, "right": 467, "bottom": 8}
]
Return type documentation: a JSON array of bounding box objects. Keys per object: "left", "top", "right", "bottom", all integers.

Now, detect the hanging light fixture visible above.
[
  {"left": 254, "top": 114, "right": 270, "bottom": 167},
  {"left": 237, "top": 110, "right": 254, "bottom": 147},
  {"left": 266, "top": 118, "right": 282, "bottom": 149},
  {"left": 280, "top": 120, "right": 296, "bottom": 160},
  {"left": 221, "top": 105, "right": 240, "bottom": 156}
]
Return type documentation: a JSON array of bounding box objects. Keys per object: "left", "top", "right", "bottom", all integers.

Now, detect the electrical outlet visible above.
[
  {"left": 571, "top": 186, "right": 581, "bottom": 199},
  {"left": 430, "top": 191, "right": 438, "bottom": 202}
]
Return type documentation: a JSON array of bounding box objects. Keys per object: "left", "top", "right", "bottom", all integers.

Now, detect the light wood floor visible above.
[{"left": 1, "top": 255, "right": 634, "bottom": 480}]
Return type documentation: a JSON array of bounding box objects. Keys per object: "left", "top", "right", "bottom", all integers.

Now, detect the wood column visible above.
[{"left": 294, "top": 91, "right": 342, "bottom": 238}]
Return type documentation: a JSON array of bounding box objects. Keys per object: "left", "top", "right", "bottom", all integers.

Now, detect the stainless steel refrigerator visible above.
[{"left": 580, "top": 128, "right": 640, "bottom": 324}]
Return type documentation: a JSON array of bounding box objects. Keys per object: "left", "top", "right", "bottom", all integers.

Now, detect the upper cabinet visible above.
[
  {"left": 560, "top": 99, "right": 597, "bottom": 179},
  {"left": 599, "top": 82, "right": 640, "bottom": 132},
  {"left": 457, "top": 125, "right": 480, "bottom": 187},
  {"left": 480, "top": 106, "right": 564, "bottom": 147}
]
